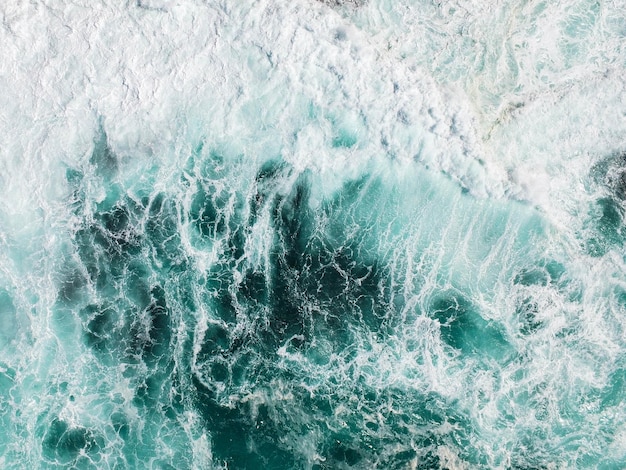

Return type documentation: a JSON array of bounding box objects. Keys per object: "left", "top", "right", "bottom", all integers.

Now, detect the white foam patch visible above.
[{"left": 0, "top": 0, "right": 495, "bottom": 234}]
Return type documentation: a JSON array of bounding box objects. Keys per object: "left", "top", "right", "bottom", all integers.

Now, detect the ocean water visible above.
[{"left": 1, "top": 0, "right": 626, "bottom": 468}]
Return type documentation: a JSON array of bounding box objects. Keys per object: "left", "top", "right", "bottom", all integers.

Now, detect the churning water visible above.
[{"left": 1, "top": 0, "right": 626, "bottom": 468}]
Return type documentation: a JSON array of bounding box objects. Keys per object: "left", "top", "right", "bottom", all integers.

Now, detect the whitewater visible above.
[{"left": 1, "top": 0, "right": 626, "bottom": 468}]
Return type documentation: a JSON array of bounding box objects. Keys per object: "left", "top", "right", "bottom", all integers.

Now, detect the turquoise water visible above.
[{"left": 2, "top": 0, "right": 626, "bottom": 468}]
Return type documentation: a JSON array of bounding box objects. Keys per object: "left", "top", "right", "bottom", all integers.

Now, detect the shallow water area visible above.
[{"left": 1, "top": 0, "right": 626, "bottom": 468}]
